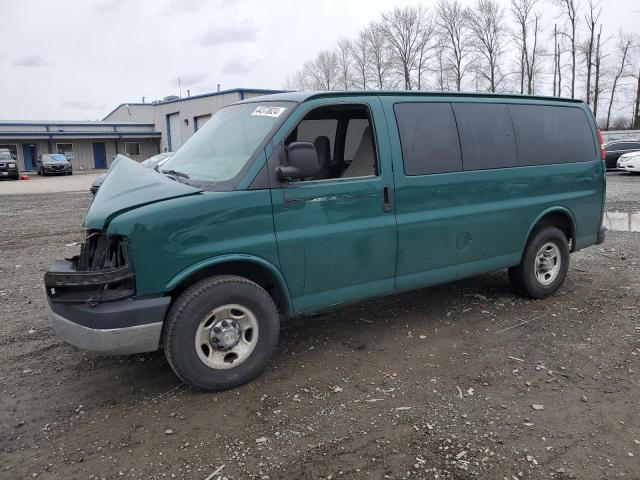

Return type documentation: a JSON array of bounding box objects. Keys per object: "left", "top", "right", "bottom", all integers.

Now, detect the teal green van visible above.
[{"left": 44, "top": 92, "right": 606, "bottom": 390}]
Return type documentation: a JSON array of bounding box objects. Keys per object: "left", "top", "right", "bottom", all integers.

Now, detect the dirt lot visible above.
[{"left": 1, "top": 173, "right": 639, "bottom": 480}]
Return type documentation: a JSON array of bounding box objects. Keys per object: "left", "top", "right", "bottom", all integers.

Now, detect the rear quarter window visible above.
[
  {"left": 508, "top": 104, "right": 596, "bottom": 166},
  {"left": 394, "top": 102, "right": 462, "bottom": 175}
]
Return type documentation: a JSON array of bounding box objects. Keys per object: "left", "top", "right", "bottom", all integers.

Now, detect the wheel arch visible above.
[
  {"left": 165, "top": 255, "right": 293, "bottom": 316},
  {"left": 523, "top": 207, "right": 577, "bottom": 254}
]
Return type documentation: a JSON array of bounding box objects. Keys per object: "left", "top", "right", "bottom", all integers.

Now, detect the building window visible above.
[
  {"left": 125, "top": 142, "right": 140, "bottom": 157},
  {"left": 56, "top": 143, "right": 74, "bottom": 159}
]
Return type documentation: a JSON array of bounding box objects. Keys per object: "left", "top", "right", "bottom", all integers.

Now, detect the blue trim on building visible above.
[
  {"left": 165, "top": 114, "right": 172, "bottom": 151},
  {"left": 0, "top": 132, "right": 161, "bottom": 137},
  {"left": 0, "top": 122, "right": 155, "bottom": 127}
]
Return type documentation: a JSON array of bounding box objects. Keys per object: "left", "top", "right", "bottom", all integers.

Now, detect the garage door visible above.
[{"left": 167, "top": 113, "right": 182, "bottom": 151}]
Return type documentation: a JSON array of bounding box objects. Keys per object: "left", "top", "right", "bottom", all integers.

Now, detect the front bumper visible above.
[
  {"left": 43, "top": 164, "right": 72, "bottom": 173},
  {"left": 45, "top": 291, "right": 170, "bottom": 354},
  {"left": 617, "top": 164, "right": 638, "bottom": 172},
  {"left": 0, "top": 166, "right": 19, "bottom": 177}
]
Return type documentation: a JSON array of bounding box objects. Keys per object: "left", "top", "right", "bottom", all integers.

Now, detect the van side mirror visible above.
[{"left": 276, "top": 142, "right": 320, "bottom": 180}]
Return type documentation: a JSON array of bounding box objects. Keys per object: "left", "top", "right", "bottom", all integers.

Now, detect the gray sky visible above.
[{"left": 0, "top": 0, "right": 638, "bottom": 121}]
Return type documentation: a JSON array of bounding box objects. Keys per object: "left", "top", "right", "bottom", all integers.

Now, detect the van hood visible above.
[{"left": 84, "top": 155, "right": 202, "bottom": 230}]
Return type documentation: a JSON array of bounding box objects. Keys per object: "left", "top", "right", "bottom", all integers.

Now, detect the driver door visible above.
[{"left": 268, "top": 97, "right": 397, "bottom": 313}]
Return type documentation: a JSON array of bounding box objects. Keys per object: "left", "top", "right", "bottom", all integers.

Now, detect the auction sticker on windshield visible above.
[{"left": 251, "top": 106, "right": 287, "bottom": 117}]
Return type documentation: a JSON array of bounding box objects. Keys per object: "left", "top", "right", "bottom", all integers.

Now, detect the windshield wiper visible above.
[{"left": 161, "top": 169, "right": 190, "bottom": 179}]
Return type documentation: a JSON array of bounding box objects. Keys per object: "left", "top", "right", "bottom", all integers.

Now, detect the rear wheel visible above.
[
  {"left": 163, "top": 275, "right": 280, "bottom": 391},
  {"left": 509, "top": 226, "right": 570, "bottom": 299}
]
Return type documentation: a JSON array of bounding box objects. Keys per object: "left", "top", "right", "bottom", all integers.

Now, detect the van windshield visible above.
[{"left": 161, "top": 102, "right": 290, "bottom": 183}]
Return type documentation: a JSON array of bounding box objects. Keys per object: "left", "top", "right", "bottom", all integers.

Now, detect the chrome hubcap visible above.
[
  {"left": 195, "top": 304, "right": 258, "bottom": 369},
  {"left": 210, "top": 319, "right": 241, "bottom": 350},
  {"left": 534, "top": 242, "right": 561, "bottom": 286}
]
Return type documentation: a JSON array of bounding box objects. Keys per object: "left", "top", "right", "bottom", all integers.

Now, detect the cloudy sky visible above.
[{"left": 0, "top": 0, "right": 638, "bottom": 120}]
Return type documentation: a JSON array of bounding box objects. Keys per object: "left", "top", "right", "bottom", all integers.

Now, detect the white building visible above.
[
  {"left": 103, "top": 88, "right": 283, "bottom": 152},
  {"left": 0, "top": 88, "right": 283, "bottom": 172}
]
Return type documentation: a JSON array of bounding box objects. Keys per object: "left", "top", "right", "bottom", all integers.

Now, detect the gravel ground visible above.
[{"left": 1, "top": 172, "right": 639, "bottom": 480}]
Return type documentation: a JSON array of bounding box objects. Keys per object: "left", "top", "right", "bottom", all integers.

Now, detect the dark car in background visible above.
[
  {"left": 0, "top": 148, "right": 19, "bottom": 180},
  {"left": 37, "top": 154, "right": 73, "bottom": 176},
  {"left": 604, "top": 139, "right": 640, "bottom": 169},
  {"left": 90, "top": 152, "right": 174, "bottom": 194}
]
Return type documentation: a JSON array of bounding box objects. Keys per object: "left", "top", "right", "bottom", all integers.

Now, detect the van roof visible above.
[{"left": 238, "top": 90, "right": 586, "bottom": 105}]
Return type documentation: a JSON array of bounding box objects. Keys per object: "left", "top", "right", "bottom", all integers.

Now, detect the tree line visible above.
[{"left": 284, "top": 0, "right": 640, "bottom": 130}]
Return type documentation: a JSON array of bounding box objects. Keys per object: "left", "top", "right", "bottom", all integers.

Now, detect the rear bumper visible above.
[{"left": 45, "top": 290, "right": 170, "bottom": 354}]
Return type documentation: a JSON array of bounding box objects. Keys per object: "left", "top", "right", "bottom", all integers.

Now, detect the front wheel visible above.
[
  {"left": 509, "top": 226, "right": 570, "bottom": 299},
  {"left": 163, "top": 275, "right": 280, "bottom": 391}
]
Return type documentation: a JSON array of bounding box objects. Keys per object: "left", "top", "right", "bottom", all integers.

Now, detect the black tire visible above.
[
  {"left": 164, "top": 275, "right": 280, "bottom": 391},
  {"left": 509, "top": 226, "right": 570, "bottom": 299}
]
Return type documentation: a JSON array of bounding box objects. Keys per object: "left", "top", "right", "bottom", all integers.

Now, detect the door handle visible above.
[{"left": 382, "top": 185, "right": 393, "bottom": 213}]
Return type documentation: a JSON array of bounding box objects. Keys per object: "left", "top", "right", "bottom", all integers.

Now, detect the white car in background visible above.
[
  {"left": 90, "top": 152, "right": 174, "bottom": 194},
  {"left": 617, "top": 151, "right": 640, "bottom": 174}
]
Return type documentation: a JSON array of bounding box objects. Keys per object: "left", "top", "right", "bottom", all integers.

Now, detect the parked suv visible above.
[
  {"left": 45, "top": 92, "right": 606, "bottom": 391},
  {"left": 0, "top": 148, "right": 19, "bottom": 180},
  {"left": 37, "top": 154, "right": 73, "bottom": 175}
]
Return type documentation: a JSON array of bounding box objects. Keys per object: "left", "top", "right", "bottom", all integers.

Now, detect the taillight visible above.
[{"left": 597, "top": 129, "right": 606, "bottom": 160}]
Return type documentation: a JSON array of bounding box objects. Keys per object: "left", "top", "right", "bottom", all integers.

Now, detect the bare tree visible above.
[
  {"left": 633, "top": 65, "right": 640, "bottom": 129},
  {"left": 416, "top": 12, "right": 436, "bottom": 89},
  {"left": 436, "top": 0, "right": 471, "bottom": 91},
  {"left": 306, "top": 50, "right": 339, "bottom": 91},
  {"left": 434, "top": 43, "right": 451, "bottom": 90},
  {"left": 350, "top": 30, "right": 369, "bottom": 90},
  {"left": 284, "top": 70, "right": 310, "bottom": 91},
  {"left": 605, "top": 32, "right": 634, "bottom": 129},
  {"left": 553, "top": 23, "right": 559, "bottom": 96},
  {"left": 511, "top": 0, "right": 541, "bottom": 95},
  {"left": 556, "top": 0, "right": 579, "bottom": 98},
  {"left": 467, "top": 0, "right": 509, "bottom": 92},
  {"left": 365, "top": 23, "right": 393, "bottom": 90},
  {"left": 335, "top": 38, "right": 353, "bottom": 91},
  {"left": 379, "top": 5, "right": 428, "bottom": 90},
  {"left": 582, "top": 0, "right": 602, "bottom": 105},
  {"left": 592, "top": 26, "right": 603, "bottom": 118}
]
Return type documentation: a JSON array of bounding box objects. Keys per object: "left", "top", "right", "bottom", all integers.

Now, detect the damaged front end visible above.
[{"left": 45, "top": 231, "right": 135, "bottom": 305}]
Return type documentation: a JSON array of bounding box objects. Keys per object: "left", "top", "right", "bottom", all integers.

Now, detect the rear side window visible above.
[
  {"left": 394, "top": 103, "right": 462, "bottom": 175},
  {"left": 453, "top": 103, "right": 517, "bottom": 170},
  {"left": 509, "top": 105, "right": 596, "bottom": 165}
]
